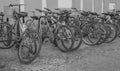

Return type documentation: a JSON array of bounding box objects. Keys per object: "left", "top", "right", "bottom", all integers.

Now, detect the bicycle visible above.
[
  {"left": 53, "top": 8, "right": 83, "bottom": 51},
  {"left": 1, "top": 4, "right": 42, "bottom": 64},
  {"left": 35, "top": 8, "right": 74, "bottom": 52}
]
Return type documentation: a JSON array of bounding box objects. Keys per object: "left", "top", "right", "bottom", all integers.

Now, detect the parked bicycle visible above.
[{"left": 0, "top": 4, "right": 42, "bottom": 64}]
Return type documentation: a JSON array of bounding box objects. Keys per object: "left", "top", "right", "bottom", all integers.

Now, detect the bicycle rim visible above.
[{"left": 18, "top": 30, "right": 42, "bottom": 64}]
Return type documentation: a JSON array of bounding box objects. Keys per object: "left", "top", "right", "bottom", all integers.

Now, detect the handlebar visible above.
[
  {"left": 71, "top": 8, "right": 78, "bottom": 12},
  {"left": 36, "top": 9, "right": 44, "bottom": 12},
  {"left": 9, "top": 4, "right": 25, "bottom": 7},
  {"left": 70, "top": 9, "right": 87, "bottom": 14},
  {"left": 44, "top": 8, "right": 52, "bottom": 12},
  {"left": 55, "top": 8, "right": 61, "bottom": 11},
  {"left": 88, "top": 12, "right": 99, "bottom": 16},
  {"left": 36, "top": 8, "right": 53, "bottom": 14}
]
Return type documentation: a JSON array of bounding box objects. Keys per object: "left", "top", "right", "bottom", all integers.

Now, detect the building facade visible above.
[{"left": 0, "top": 0, "right": 120, "bottom": 14}]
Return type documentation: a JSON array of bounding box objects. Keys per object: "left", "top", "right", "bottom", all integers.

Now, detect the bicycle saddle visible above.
[
  {"left": 30, "top": 16, "right": 39, "bottom": 20},
  {"left": 18, "top": 12, "right": 28, "bottom": 17},
  {"left": 102, "top": 13, "right": 113, "bottom": 16},
  {"left": 90, "top": 12, "right": 98, "bottom": 16},
  {"left": 81, "top": 12, "right": 89, "bottom": 17},
  {"left": 0, "top": 12, "right": 4, "bottom": 16}
]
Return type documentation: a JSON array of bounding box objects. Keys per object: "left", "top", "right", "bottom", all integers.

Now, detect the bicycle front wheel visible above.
[
  {"left": 18, "top": 29, "right": 42, "bottom": 64},
  {"left": 55, "top": 25, "right": 74, "bottom": 52}
]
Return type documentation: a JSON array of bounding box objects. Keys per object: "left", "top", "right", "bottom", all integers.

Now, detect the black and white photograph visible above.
[{"left": 0, "top": 0, "right": 120, "bottom": 71}]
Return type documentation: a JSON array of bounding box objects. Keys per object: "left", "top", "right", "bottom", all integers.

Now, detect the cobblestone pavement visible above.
[{"left": 0, "top": 38, "right": 120, "bottom": 71}]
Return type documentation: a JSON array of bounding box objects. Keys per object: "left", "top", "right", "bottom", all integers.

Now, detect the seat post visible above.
[
  {"left": 1, "top": 16, "right": 3, "bottom": 22},
  {"left": 17, "top": 5, "right": 21, "bottom": 38},
  {"left": 22, "top": 17, "right": 25, "bottom": 23}
]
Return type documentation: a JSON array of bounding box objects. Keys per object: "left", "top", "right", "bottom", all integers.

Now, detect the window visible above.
[
  {"left": 109, "top": 3, "right": 116, "bottom": 10},
  {"left": 58, "top": 0, "right": 72, "bottom": 8}
]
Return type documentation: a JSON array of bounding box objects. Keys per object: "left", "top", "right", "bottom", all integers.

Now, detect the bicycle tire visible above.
[
  {"left": 69, "top": 26, "right": 82, "bottom": 51},
  {"left": 96, "top": 24, "right": 108, "bottom": 45},
  {"left": 55, "top": 25, "right": 74, "bottom": 52},
  {"left": 18, "top": 29, "right": 42, "bottom": 64},
  {"left": 104, "top": 24, "right": 117, "bottom": 43},
  {"left": 82, "top": 24, "right": 101, "bottom": 46},
  {"left": 0, "top": 22, "right": 15, "bottom": 49},
  {"left": 2, "top": 23, "right": 12, "bottom": 46}
]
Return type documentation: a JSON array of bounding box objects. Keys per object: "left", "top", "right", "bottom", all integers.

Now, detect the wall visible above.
[
  {"left": 94, "top": 0, "right": 102, "bottom": 13},
  {"left": 47, "top": 0, "right": 58, "bottom": 10},
  {"left": 72, "top": 0, "right": 120, "bottom": 13},
  {"left": 25, "top": 0, "right": 42, "bottom": 15},
  {"left": 72, "top": 0, "right": 81, "bottom": 9},
  {"left": 83, "top": 0, "right": 92, "bottom": 11},
  {"left": 104, "top": 0, "right": 120, "bottom": 12},
  {"left": 0, "top": 0, "right": 19, "bottom": 11}
]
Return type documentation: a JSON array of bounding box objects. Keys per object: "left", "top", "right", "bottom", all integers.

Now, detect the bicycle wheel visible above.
[
  {"left": 38, "top": 16, "right": 49, "bottom": 43},
  {"left": 69, "top": 26, "right": 82, "bottom": 51},
  {"left": 0, "top": 22, "right": 14, "bottom": 49},
  {"left": 2, "top": 23, "right": 12, "bottom": 47},
  {"left": 18, "top": 29, "right": 42, "bottom": 64},
  {"left": 96, "top": 24, "right": 108, "bottom": 45},
  {"left": 116, "top": 20, "right": 120, "bottom": 37},
  {"left": 113, "top": 21, "right": 120, "bottom": 36},
  {"left": 55, "top": 25, "right": 74, "bottom": 52},
  {"left": 82, "top": 24, "right": 101, "bottom": 46},
  {"left": 104, "top": 24, "right": 117, "bottom": 43}
]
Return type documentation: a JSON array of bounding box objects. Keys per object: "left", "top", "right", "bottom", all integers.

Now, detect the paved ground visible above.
[{"left": 0, "top": 38, "right": 120, "bottom": 71}]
